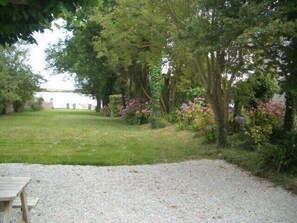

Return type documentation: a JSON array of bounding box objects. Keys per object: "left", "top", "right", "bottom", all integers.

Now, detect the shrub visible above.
[
  {"left": 229, "top": 131, "right": 255, "bottom": 151},
  {"left": 120, "top": 98, "right": 151, "bottom": 125},
  {"left": 176, "top": 98, "right": 216, "bottom": 143},
  {"left": 257, "top": 133, "right": 297, "bottom": 173},
  {"left": 102, "top": 105, "right": 111, "bottom": 117},
  {"left": 241, "top": 101, "right": 285, "bottom": 148},
  {"left": 24, "top": 97, "right": 44, "bottom": 112},
  {"left": 249, "top": 101, "right": 284, "bottom": 128},
  {"left": 109, "top": 95, "right": 122, "bottom": 117},
  {"left": 164, "top": 109, "right": 180, "bottom": 124}
]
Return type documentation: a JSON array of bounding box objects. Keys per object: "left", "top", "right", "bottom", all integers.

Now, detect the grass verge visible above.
[
  {"left": 0, "top": 110, "right": 217, "bottom": 165},
  {"left": 219, "top": 147, "right": 297, "bottom": 195}
]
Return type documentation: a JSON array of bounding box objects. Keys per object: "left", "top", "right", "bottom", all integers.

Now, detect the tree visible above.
[
  {"left": 0, "top": 44, "right": 42, "bottom": 112},
  {"left": 273, "top": 0, "right": 297, "bottom": 132},
  {"left": 150, "top": 0, "right": 265, "bottom": 148},
  {"left": 233, "top": 71, "right": 280, "bottom": 110},
  {"left": 46, "top": 18, "right": 118, "bottom": 111},
  {"left": 92, "top": 0, "right": 170, "bottom": 128},
  {"left": 92, "top": 0, "right": 295, "bottom": 146},
  {"left": 0, "top": 0, "right": 100, "bottom": 45},
  {"left": 240, "top": 0, "right": 297, "bottom": 132}
]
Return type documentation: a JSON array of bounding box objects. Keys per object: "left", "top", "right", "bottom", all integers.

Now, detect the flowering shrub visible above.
[
  {"left": 234, "top": 115, "right": 245, "bottom": 126},
  {"left": 177, "top": 98, "right": 216, "bottom": 143},
  {"left": 249, "top": 101, "right": 284, "bottom": 125},
  {"left": 230, "top": 101, "right": 285, "bottom": 150},
  {"left": 248, "top": 101, "right": 284, "bottom": 145},
  {"left": 102, "top": 105, "right": 111, "bottom": 117},
  {"left": 120, "top": 98, "right": 151, "bottom": 125}
]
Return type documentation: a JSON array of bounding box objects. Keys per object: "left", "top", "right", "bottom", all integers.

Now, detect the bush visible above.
[
  {"left": 176, "top": 98, "right": 216, "bottom": 143},
  {"left": 24, "top": 97, "right": 44, "bottom": 112},
  {"left": 102, "top": 105, "right": 111, "bottom": 117},
  {"left": 164, "top": 109, "right": 180, "bottom": 124},
  {"left": 109, "top": 95, "right": 122, "bottom": 117},
  {"left": 251, "top": 101, "right": 284, "bottom": 120},
  {"left": 229, "top": 131, "right": 255, "bottom": 151},
  {"left": 234, "top": 101, "right": 285, "bottom": 150},
  {"left": 257, "top": 133, "right": 297, "bottom": 173},
  {"left": 120, "top": 98, "right": 151, "bottom": 125}
]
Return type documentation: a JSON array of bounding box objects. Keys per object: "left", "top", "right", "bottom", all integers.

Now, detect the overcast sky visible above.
[{"left": 26, "top": 19, "right": 76, "bottom": 90}]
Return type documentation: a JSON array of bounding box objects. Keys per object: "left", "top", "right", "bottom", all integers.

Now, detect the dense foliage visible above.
[
  {"left": 0, "top": 0, "right": 100, "bottom": 45},
  {"left": 91, "top": 0, "right": 297, "bottom": 148},
  {"left": 108, "top": 94, "right": 122, "bottom": 117},
  {"left": 0, "top": 44, "right": 42, "bottom": 113},
  {"left": 46, "top": 18, "right": 118, "bottom": 110},
  {"left": 120, "top": 98, "right": 151, "bottom": 125},
  {"left": 44, "top": 0, "right": 296, "bottom": 174},
  {"left": 176, "top": 98, "right": 216, "bottom": 143}
]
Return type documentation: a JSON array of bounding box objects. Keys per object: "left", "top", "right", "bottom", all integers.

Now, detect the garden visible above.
[{"left": 0, "top": 0, "right": 297, "bottom": 195}]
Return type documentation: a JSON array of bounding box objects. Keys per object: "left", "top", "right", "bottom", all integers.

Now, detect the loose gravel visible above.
[{"left": 0, "top": 159, "right": 296, "bottom": 223}]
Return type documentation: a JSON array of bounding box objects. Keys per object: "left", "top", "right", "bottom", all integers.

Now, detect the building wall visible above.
[
  {"left": 35, "top": 91, "right": 97, "bottom": 110},
  {"left": 272, "top": 94, "right": 285, "bottom": 104}
]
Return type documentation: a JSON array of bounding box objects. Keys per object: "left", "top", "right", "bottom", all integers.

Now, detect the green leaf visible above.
[{"left": 0, "top": 0, "right": 9, "bottom": 6}]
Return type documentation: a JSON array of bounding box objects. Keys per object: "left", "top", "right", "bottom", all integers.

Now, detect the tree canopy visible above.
[
  {"left": 0, "top": 44, "right": 43, "bottom": 112},
  {"left": 0, "top": 0, "right": 100, "bottom": 44},
  {"left": 44, "top": 0, "right": 297, "bottom": 148},
  {"left": 46, "top": 18, "right": 118, "bottom": 110}
]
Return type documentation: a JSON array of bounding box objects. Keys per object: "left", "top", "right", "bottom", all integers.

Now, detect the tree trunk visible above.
[
  {"left": 95, "top": 96, "right": 101, "bottom": 112},
  {"left": 161, "top": 75, "right": 170, "bottom": 113},
  {"left": 118, "top": 65, "right": 128, "bottom": 108},
  {"left": 207, "top": 52, "right": 229, "bottom": 149},
  {"left": 216, "top": 111, "right": 228, "bottom": 148},
  {"left": 209, "top": 97, "right": 228, "bottom": 148},
  {"left": 149, "top": 63, "right": 163, "bottom": 129},
  {"left": 233, "top": 101, "right": 242, "bottom": 133},
  {"left": 102, "top": 76, "right": 117, "bottom": 107},
  {"left": 284, "top": 90, "right": 296, "bottom": 132},
  {"left": 169, "top": 73, "right": 178, "bottom": 112}
]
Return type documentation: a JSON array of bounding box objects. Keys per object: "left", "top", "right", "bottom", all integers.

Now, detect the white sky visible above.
[{"left": 26, "top": 19, "right": 76, "bottom": 90}]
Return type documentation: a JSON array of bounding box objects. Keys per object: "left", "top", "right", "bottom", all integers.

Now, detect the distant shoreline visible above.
[{"left": 37, "top": 88, "right": 81, "bottom": 93}]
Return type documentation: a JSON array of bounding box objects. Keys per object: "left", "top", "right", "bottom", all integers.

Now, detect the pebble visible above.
[{"left": 0, "top": 160, "right": 296, "bottom": 223}]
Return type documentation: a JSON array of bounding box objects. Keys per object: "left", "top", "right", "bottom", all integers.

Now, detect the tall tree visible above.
[
  {"left": 240, "top": 0, "right": 297, "bottom": 132},
  {"left": 93, "top": 0, "right": 294, "bottom": 146},
  {"left": 153, "top": 0, "right": 264, "bottom": 148},
  {"left": 46, "top": 19, "right": 117, "bottom": 110},
  {"left": 92, "top": 0, "right": 170, "bottom": 128}
]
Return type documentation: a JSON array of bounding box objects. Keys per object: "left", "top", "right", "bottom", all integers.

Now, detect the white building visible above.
[{"left": 35, "top": 90, "right": 97, "bottom": 110}]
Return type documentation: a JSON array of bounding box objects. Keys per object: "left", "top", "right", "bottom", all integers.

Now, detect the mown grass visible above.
[{"left": 0, "top": 110, "right": 218, "bottom": 165}]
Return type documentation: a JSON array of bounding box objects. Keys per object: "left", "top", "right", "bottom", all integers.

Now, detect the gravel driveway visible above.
[{"left": 0, "top": 159, "right": 296, "bottom": 223}]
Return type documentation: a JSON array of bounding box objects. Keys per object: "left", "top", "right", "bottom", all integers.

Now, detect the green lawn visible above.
[{"left": 0, "top": 110, "right": 217, "bottom": 165}]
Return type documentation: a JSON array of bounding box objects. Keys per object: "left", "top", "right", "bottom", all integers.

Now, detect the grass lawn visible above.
[{"left": 0, "top": 109, "right": 217, "bottom": 165}]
